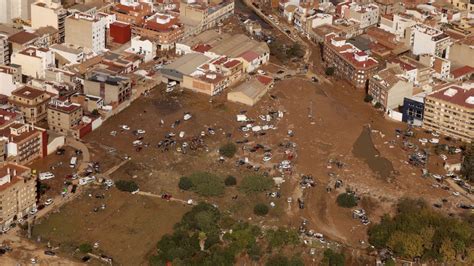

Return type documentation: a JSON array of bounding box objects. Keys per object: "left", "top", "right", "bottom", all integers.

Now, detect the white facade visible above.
[
  {"left": 411, "top": 24, "right": 451, "bottom": 58},
  {"left": 126, "top": 37, "right": 157, "bottom": 63},
  {"left": 50, "top": 44, "right": 84, "bottom": 64},
  {"left": 0, "top": 72, "right": 19, "bottom": 96},
  {"left": 65, "top": 13, "right": 106, "bottom": 54},
  {"left": 11, "top": 47, "right": 55, "bottom": 79},
  {"left": 0, "top": 0, "right": 33, "bottom": 23},
  {"left": 380, "top": 14, "right": 416, "bottom": 40},
  {"left": 311, "top": 14, "right": 333, "bottom": 29},
  {"left": 348, "top": 4, "right": 379, "bottom": 29}
]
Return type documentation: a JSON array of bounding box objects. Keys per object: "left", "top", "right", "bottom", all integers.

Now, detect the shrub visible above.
[
  {"left": 239, "top": 174, "right": 273, "bottom": 194},
  {"left": 253, "top": 203, "right": 269, "bottom": 216},
  {"left": 322, "top": 249, "right": 345, "bottom": 266},
  {"left": 188, "top": 172, "right": 224, "bottom": 197},
  {"left": 374, "top": 102, "right": 382, "bottom": 109},
  {"left": 219, "top": 143, "right": 237, "bottom": 158},
  {"left": 224, "top": 175, "right": 237, "bottom": 186},
  {"left": 115, "top": 180, "right": 139, "bottom": 192},
  {"left": 266, "top": 228, "right": 299, "bottom": 250},
  {"left": 336, "top": 193, "right": 358, "bottom": 208},
  {"left": 325, "top": 67, "right": 335, "bottom": 76},
  {"left": 78, "top": 243, "right": 92, "bottom": 253},
  {"left": 179, "top": 176, "right": 193, "bottom": 190},
  {"left": 364, "top": 94, "right": 373, "bottom": 103}
]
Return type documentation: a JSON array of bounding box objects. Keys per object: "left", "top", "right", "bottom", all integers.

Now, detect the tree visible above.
[
  {"left": 239, "top": 174, "right": 273, "bottom": 194},
  {"left": 253, "top": 203, "right": 269, "bottom": 216},
  {"left": 224, "top": 175, "right": 237, "bottom": 186},
  {"left": 287, "top": 43, "right": 305, "bottom": 58},
  {"left": 364, "top": 94, "right": 373, "bottom": 103},
  {"left": 78, "top": 243, "right": 92, "bottom": 253},
  {"left": 178, "top": 176, "right": 193, "bottom": 190},
  {"left": 387, "top": 231, "right": 424, "bottom": 258},
  {"left": 461, "top": 143, "right": 474, "bottom": 182},
  {"left": 266, "top": 228, "right": 299, "bottom": 250},
  {"left": 439, "top": 238, "right": 456, "bottom": 262},
  {"left": 266, "top": 254, "right": 289, "bottom": 266},
  {"left": 336, "top": 193, "right": 358, "bottom": 208},
  {"left": 325, "top": 67, "right": 335, "bottom": 76},
  {"left": 322, "top": 249, "right": 345, "bottom": 266},
  {"left": 219, "top": 143, "right": 237, "bottom": 158},
  {"left": 374, "top": 102, "right": 382, "bottom": 109},
  {"left": 187, "top": 172, "right": 224, "bottom": 197},
  {"left": 115, "top": 180, "right": 139, "bottom": 192},
  {"left": 91, "top": 109, "right": 100, "bottom": 116}
]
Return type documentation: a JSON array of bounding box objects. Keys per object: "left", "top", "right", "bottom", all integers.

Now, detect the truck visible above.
[{"left": 70, "top": 157, "right": 77, "bottom": 168}]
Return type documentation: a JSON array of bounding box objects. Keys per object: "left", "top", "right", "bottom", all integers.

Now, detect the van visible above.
[
  {"left": 70, "top": 157, "right": 77, "bottom": 168},
  {"left": 79, "top": 176, "right": 95, "bottom": 186},
  {"left": 39, "top": 172, "right": 55, "bottom": 181}
]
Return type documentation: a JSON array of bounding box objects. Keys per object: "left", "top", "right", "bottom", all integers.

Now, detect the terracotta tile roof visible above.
[
  {"left": 239, "top": 50, "right": 259, "bottom": 62},
  {"left": 428, "top": 85, "right": 474, "bottom": 109},
  {"left": 8, "top": 31, "right": 38, "bottom": 45},
  {"left": 223, "top": 59, "right": 241, "bottom": 68},
  {"left": 11, "top": 86, "right": 48, "bottom": 100},
  {"left": 256, "top": 75, "right": 273, "bottom": 86},
  {"left": 192, "top": 44, "right": 212, "bottom": 53},
  {"left": 451, "top": 66, "right": 474, "bottom": 79}
]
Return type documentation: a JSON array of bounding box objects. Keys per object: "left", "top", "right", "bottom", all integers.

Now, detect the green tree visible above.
[
  {"left": 336, "top": 193, "right": 358, "bottom": 208},
  {"left": 253, "top": 203, "right": 269, "bottom": 216},
  {"left": 78, "top": 243, "right": 92, "bottom": 253},
  {"left": 91, "top": 109, "right": 100, "bottom": 116},
  {"left": 439, "top": 238, "right": 456, "bottom": 262},
  {"left": 461, "top": 143, "right": 474, "bottom": 182},
  {"left": 219, "top": 143, "right": 237, "bottom": 158},
  {"left": 266, "top": 228, "right": 299, "bottom": 250},
  {"left": 387, "top": 231, "right": 424, "bottom": 258},
  {"left": 187, "top": 172, "right": 225, "bottom": 197},
  {"left": 325, "top": 67, "right": 335, "bottom": 76},
  {"left": 364, "top": 94, "right": 373, "bottom": 103},
  {"left": 374, "top": 102, "right": 382, "bottom": 109},
  {"left": 178, "top": 176, "right": 193, "bottom": 190},
  {"left": 287, "top": 43, "right": 304, "bottom": 58},
  {"left": 322, "top": 249, "right": 345, "bottom": 266},
  {"left": 115, "top": 180, "right": 139, "bottom": 192},
  {"left": 224, "top": 175, "right": 237, "bottom": 186},
  {"left": 239, "top": 174, "right": 273, "bottom": 194}
]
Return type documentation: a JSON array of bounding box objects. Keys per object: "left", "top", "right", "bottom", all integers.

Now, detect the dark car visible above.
[
  {"left": 55, "top": 148, "right": 65, "bottom": 155},
  {"left": 44, "top": 250, "right": 56, "bottom": 256},
  {"left": 71, "top": 185, "right": 77, "bottom": 193},
  {"left": 298, "top": 198, "right": 305, "bottom": 209}
]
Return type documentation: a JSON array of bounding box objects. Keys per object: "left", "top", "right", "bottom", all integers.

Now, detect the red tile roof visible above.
[
  {"left": 256, "top": 75, "right": 273, "bottom": 86},
  {"left": 193, "top": 44, "right": 212, "bottom": 53},
  {"left": 429, "top": 85, "right": 474, "bottom": 109},
  {"left": 223, "top": 59, "right": 241, "bottom": 68},
  {"left": 451, "top": 66, "right": 474, "bottom": 79},
  {"left": 239, "top": 50, "right": 259, "bottom": 62}
]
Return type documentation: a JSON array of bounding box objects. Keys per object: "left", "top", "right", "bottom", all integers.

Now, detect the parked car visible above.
[{"left": 44, "top": 198, "right": 53, "bottom": 206}]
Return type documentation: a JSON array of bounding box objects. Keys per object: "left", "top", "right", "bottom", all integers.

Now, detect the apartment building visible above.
[
  {"left": 407, "top": 24, "right": 451, "bottom": 58},
  {"left": 125, "top": 36, "right": 157, "bottom": 62},
  {"left": 8, "top": 86, "right": 51, "bottom": 124},
  {"left": 0, "top": 163, "right": 36, "bottom": 231},
  {"left": 0, "top": 34, "right": 9, "bottom": 65},
  {"left": 0, "top": 65, "right": 22, "bottom": 96},
  {"left": 374, "top": 0, "right": 402, "bottom": 15},
  {"left": 83, "top": 71, "right": 131, "bottom": 106},
  {"left": 450, "top": 0, "right": 474, "bottom": 11},
  {"left": 323, "top": 33, "right": 379, "bottom": 89},
  {"left": 11, "top": 47, "right": 55, "bottom": 79},
  {"left": 65, "top": 13, "right": 106, "bottom": 54},
  {"left": 112, "top": 2, "right": 154, "bottom": 25},
  {"left": 0, "top": 0, "right": 33, "bottom": 23},
  {"left": 179, "top": 0, "right": 234, "bottom": 38},
  {"left": 0, "top": 122, "right": 46, "bottom": 164},
  {"left": 423, "top": 83, "right": 474, "bottom": 143},
  {"left": 348, "top": 4, "right": 379, "bottom": 29},
  {"left": 31, "top": 0, "right": 67, "bottom": 42},
  {"left": 47, "top": 99, "right": 83, "bottom": 135},
  {"left": 379, "top": 13, "right": 416, "bottom": 40},
  {"left": 368, "top": 66, "right": 413, "bottom": 110},
  {"left": 133, "top": 13, "right": 184, "bottom": 50},
  {"left": 419, "top": 54, "right": 451, "bottom": 80},
  {"left": 387, "top": 56, "right": 432, "bottom": 87}
]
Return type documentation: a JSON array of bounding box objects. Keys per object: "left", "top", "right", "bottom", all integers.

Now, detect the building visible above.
[
  {"left": 65, "top": 13, "right": 106, "bottom": 54},
  {"left": 449, "top": 36, "right": 474, "bottom": 68},
  {"left": 179, "top": 0, "right": 234, "bottom": 38},
  {"left": 0, "top": 0, "right": 33, "bottom": 23},
  {"left": 83, "top": 71, "right": 131, "bottom": 106},
  {"left": 374, "top": 0, "right": 402, "bottom": 15},
  {"left": 402, "top": 93, "right": 426, "bottom": 126},
  {"left": 50, "top": 44, "right": 85, "bottom": 65},
  {"left": 449, "top": 0, "right": 474, "bottom": 11},
  {"left": 368, "top": 66, "right": 414, "bottom": 110},
  {"left": 31, "top": 0, "right": 67, "bottom": 42},
  {"left": 0, "top": 34, "right": 9, "bottom": 65},
  {"left": 347, "top": 4, "right": 380, "bottom": 29},
  {"left": 125, "top": 36, "right": 157, "bottom": 63},
  {"left": 419, "top": 54, "right": 451, "bottom": 80},
  {"left": 450, "top": 66, "right": 474, "bottom": 82},
  {"left": 7, "top": 31, "right": 39, "bottom": 54},
  {"left": 47, "top": 99, "right": 83, "bottom": 136},
  {"left": 0, "top": 65, "right": 22, "bottom": 96},
  {"left": 227, "top": 75, "right": 274, "bottom": 106},
  {"left": 133, "top": 13, "right": 184, "bottom": 50},
  {"left": 407, "top": 24, "right": 451, "bottom": 59},
  {"left": 109, "top": 21, "right": 132, "bottom": 44},
  {"left": 0, "top": 163, "right": 36, "bottom": 231},
  {"left": 8, "top": 86, "right": 51, "bottom": 124},
  {"left": 323, "top": 33, "right": 379, "bottom": 89},
  {"left": 112, "top": 1, "right": 154, "bottom": 26},
  {"left": 70, "top": 93, "right": 104, "bottom": 113},
  {"left": 11, "top": 47, "right": 55, "bottom": 79},
  {"left": 387, "top": 56, "right": 432, "bottom": 88},
  {"left": 379, "top": 13, "right": 416, "bottom": 40},
  {"left": 0, "top": 122, "right": 47, "bottom": 164},
  {"left": 423, "top": 82, "right": 474, "bottom": 143}
]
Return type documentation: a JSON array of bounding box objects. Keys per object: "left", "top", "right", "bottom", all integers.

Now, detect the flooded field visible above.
[{"left": 352, "top": 127, "right": 394, "bottom": 179}]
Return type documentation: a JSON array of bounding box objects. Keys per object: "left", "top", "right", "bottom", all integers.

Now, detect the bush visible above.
[
  {"left": 179, "top": 176, "right": 193, "bottom": 190},
  {"left": 224, "top": 175, "right": 237, "bottom": 186},
  {"left": 253, "top": 203, "right": 269, "bottom": 216},
  {"left": 115, "top": 180, "right": 139, "bottom": 192},
  {"left": 239, "top": 174, "right": 273, "bottom": 194},
  {"left": 364, "top": 94, "right": 373, "bottom": 103},
  {"left": 322, "top": 249, "right": 345, "bottom": 266},
  {"left": 325, "top": 67, "right": 335, "bottom": 76},
  {"left": 336, "top": 193, "right": 358, "bottom": 208},
  {"left": 265, "top": 255, "right": 304, "bottom": 266},
  {"left": 78, "top": 243, "right": 92, "bottom": 253},
  {"left": 266, "top": 228, "right": 299, "bottom": 250},
  {"left": 188, "top": 172, "right": 224, "bottom": 197},
  {"left": 461, "top": 143, "right": 474, "bottom": 182},
  {"left": 374, "top": 102, "right": 382, "bottom": 109},
  {"left": 219, "top": 143, "right": 237, "bottom": 158}
]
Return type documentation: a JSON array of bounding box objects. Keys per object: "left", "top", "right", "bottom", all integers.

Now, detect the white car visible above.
[
  {"left": 136, "top": 129, "right": 146, "bottom": 134},
  {"left": 429, "top": 138, "right": 439, "bottom": 144},
  {"left": 440, "top": 154, "right": 448, "bottom": 161},
  {"left": 183, "top": 113, "right": 192, "bottom": 121},
  {"left": 39, "top": 172, "right": 55, "bottom": 181},
  {"left": 263, "top": 156, "right": 272, "bottom": 162},
  {"left": 418, "top": 138, "right": 428, "bottom": 143},
  {"left": 257, "top": 69, "right": 266, "bottom": 75},
  {"left": 120, "top": 125, "right": 130, "bottom": 130},
  {"left": 452, "top": 191, "right": 460, "bottom": 196},
  {"left": 165, "top": 87, "right": 174, "bottom": 93},
  {"left": 179, "top": 131, "right": 185, "bottom": 138},
  {"left": 44, "top": 198, "right": 53, "bottom": 206},
  {"left": 432, "top": 132, "right": 440, "bottom": 137},
  {"left": 29, "top": 208, "right": 38, "bottom": 215}
]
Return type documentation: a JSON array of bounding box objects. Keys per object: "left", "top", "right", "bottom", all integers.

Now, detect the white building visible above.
[
  {"left": 311, "top": 13, "right": 333, "bottom": 29},
  {"left": 409, "top": 24, "right": 451, "bottom": 58},
  {"left": 0, "top": 0, "right": 33, "bottom": 23},
  {"left": 11, "top": 47, "right": 55, "bottom": 79},
  {"left": 31, "top": 0, "right": 67, "bottom": 41},
  {"left": 50, "top": 44, "right": 84, "bottom": 64},
  {"left": 0, "top": 66, "right": 21, "bottom": 96},
  {"left": 126, "top": 36, "right": 157, "bottom": 63},
  {"left": 379, "top": 13, "right": 416, "bottom": 41},
  {"left": 348, "top": 4, "right": 379, "bottom": 29},
  {"left": 65, "top": 13, "right": 106, "bottom": 54}
]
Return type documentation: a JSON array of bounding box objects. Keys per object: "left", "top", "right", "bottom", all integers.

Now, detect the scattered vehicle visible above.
[
  {"left": 55, "top": 148, "right": 65, "bottom": 155},
  {"left": 120, "top": 125, "right": 130, "bottom": 130},
  {"left": 70, "top": 156, "right": 77, "bottom": 168},
  {"left": 44, "top": 250, "right": 56, "bottom": 256},
  {"left": 29, "top": 208, "right": 38, "bottom": 215},
  {"left": 44, "top": 198, "right": 53, "bottom": 206},
  {"left": 136, "top": 129, "right": 146, "bottom": 134},
  {"left": 429, "top": 138, "right": 439, "bottom": 144},
  {"left": 418, "top": 138, "right": 428, "bottom": 144},
  {"left": 183, "top": 113, "right": 192, "bottom": 121},
  {"left": 452, "top": 191, "right": 460, "bottom": 196},
  {"left": 39, "top": 172, "right": 55, "bottom": 181}
]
